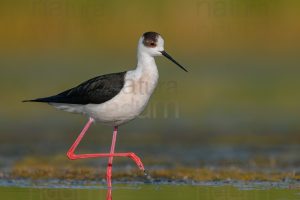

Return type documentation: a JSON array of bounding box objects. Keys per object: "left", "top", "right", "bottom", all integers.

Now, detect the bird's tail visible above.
[
  {"left": 22, "top": 98, "right": 50, "bottom": 103},
  {"left": 22, "top": 99, "right": 33, "bottom": 102}
]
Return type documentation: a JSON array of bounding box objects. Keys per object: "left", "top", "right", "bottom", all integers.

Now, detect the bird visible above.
[{"left": 23, "top": 31, "right": 187, "bottom": 199}]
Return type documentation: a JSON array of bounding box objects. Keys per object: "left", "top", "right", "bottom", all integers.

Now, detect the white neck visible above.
[
  {"left": 135, "top": 51, "right": 159, "bottom": 79},
  {"left": 124, "top": 51, "right": 159, "bottom": 94}
]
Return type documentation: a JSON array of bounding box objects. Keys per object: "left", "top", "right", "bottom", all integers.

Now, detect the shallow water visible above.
[{"left": 0, "top": 184, "right": 299, "bottom": 200}]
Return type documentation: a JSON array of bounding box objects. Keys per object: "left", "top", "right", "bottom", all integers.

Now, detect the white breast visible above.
[{"left": 85, "top": 68, "right": 158, "bottom": 125}]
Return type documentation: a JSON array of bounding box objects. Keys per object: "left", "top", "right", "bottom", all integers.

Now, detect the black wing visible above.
[{"left": 24, "top": 71, "right": 126, "bottom": 105}]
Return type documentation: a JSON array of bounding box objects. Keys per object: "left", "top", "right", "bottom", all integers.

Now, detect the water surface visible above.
[{"left": 0, "top": 184, "right": 299, "bottom": 200}]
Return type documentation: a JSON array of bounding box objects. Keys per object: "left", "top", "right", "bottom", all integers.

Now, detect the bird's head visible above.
[{"left": 138, "top": 31, "right": 188, "bottom": 72}]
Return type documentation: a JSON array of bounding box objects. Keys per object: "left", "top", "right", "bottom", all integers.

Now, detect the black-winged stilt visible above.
[{"left": 24, "top": 31, "right": 187, "bottom": 199}]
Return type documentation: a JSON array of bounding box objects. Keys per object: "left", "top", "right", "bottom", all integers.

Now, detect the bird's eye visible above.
[{"left": 150, "top": 42, "right": 155, "bottom": 46}]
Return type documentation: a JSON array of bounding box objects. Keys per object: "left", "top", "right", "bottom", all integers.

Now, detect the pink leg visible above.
[
  {"left": 66, "top": 117, "right": 145, "bottom": 170},
  {"left": 106, "top": 126, "right": 117, "bottom": 200},
  {"left": 107, "top": 127, "right": 117, "bottom": 188}
]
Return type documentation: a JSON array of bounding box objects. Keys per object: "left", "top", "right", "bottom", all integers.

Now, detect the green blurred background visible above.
[{"left": 0, "top": 0, "right": 299, "bottom": 169}]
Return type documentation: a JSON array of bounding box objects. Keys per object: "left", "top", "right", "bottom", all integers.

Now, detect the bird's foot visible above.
[{"left": 143, "top": 169, "right": 154, "bottom": 183}]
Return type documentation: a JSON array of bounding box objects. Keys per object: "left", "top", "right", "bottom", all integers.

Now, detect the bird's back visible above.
[{"left": 24, "top": 71, "right": 127, "bottom": 105}]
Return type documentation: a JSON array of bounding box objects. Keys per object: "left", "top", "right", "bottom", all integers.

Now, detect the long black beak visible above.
[{"left": 160, "top": 50, "right": 188, "bottom": 72}]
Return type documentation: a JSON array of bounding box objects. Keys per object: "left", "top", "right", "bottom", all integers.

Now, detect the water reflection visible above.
[{"left": 107, "top": 187, "right": 112, "bottom": 200}]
